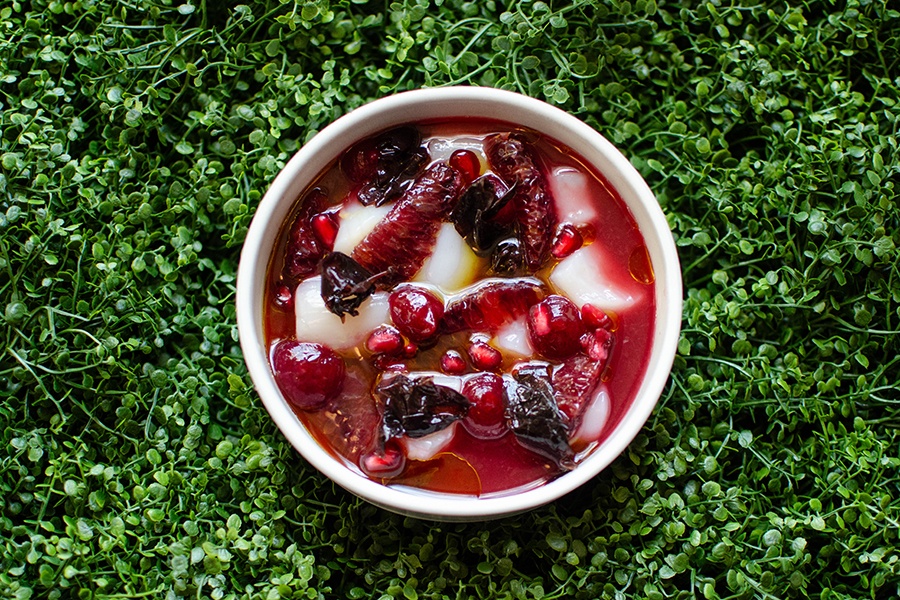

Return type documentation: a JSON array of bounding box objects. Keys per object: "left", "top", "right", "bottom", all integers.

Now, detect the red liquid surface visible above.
[{"left": 264, "top": 119, "right": 656, "bottom": 496}]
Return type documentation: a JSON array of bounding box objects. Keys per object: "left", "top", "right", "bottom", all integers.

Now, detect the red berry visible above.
[
  {"left": 360, "top": 439, "right": 406, "bottom": 479},
  {"left": 403, "top": 341, "right": 419, "bottom": 358},
  {"left": 366, "top": 325, "right": 405, "bottom": 355},
  {"left": 389, "top": 285, "right": 445, "bottom": 342},
  {"left": 311, "top": 212, "right": 339, "bottom": 248},
  {"left": 274, "top": 283, "right": 294, "bottom": 309},
  {"left": 372, "top": 353, "right": 406, "bottom": 372},
  {"left": 527, "top": 295, "right": 584, "bottom": 360},
  {"left": 551, "top": 223, "right": 584, "bottom": 259},
  {"left": 467, "top": 341, "right": 502, "bottom": 371},
  {"left": 449, "top": 149, "right": 481, "bottom": 183},
  {"left": 581, "top": 303, "right": 613, "bottom": 330},
  {"left": 462, "top": 373, "right": 507, "bottom": 438},
  {"left": 271, "top": 341, "right": 345, "bottom": 411},
  {"left": 440, "top": 350, "right": 467, "bottom": 375},
  {"left": 581, "top": 328, "right": 614, "bottom": 362}
]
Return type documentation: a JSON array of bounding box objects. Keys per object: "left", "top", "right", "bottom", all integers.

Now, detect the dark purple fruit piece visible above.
[
  {"left": 320, "top": 252, "right": 383, "bottom": 320},
  {"left": 389, "top": 285, "right": 445, "bottom": 342},
  {"left": 527, "top": 295, "right": 585, "bottom": 360},
  {"left": 490, "top": 238, "right": 524, "bottom": 276},
  {"left": 352, "top": 162, "right": 465, "bottom": 286},
  {"left": 272, "top": 341, "right": 345, "bottom": 411},
  {"left": 282, "top": 188, "right": 329, "bottom": 285},
  {"left": 450, "top": 175, "right": 515, "bottom": 253},
  {"left": 343, "top": 126, "right": 429, "bottom": 207},
  {"left": 442, "top": 279, "right": 544, "bottom": 334},
  {"left": 485, "top": 133, "right": 558, "bottom": 271},
  {"left": 504, "top": 369, "right": 572, "bottom": 467},
  {"left": 376, "top": 374, "right": 470, "bottom": 440}
]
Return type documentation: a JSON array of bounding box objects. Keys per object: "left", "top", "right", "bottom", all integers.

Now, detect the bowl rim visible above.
[{"left": 236, "top": 86, "right": 682, "bottom": 520}]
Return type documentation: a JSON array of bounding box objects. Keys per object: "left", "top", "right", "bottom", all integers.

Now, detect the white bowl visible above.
[{"left": 236, "top": 87, "right": 682, "bottom": 521}]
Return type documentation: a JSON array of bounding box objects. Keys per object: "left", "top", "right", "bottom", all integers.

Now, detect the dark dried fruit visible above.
[
  {"left": 282, "top": 188, "right": 329, "bottom": 285},
  {"left": 342, "top": 126, "right": 429, "bottom": 207},
  {"left": 505, "top": 369, "right": 573, "bottom": 466},
  {"left": 320, "top": 252, "right": 382, "bottom": 319},
  {"left": 485, "top": 133, "right": 558, "bottom": 271},
  {"left": 442, "top": 278, "right": 545, "bottom": 334},
  {"left": 389, "top": 285, "right": 445, "bottom": 342},
  {"left": 272, "top": 341, "right": 345, "bottom": 411},
  {"left": 376, "top": 374, "right": 470, "bottom": 440},
  {"left": 352, "top": 162, "right": 466, "bottom": 286},
  {"left": 450, "top": 175, "right": 515, "bottom": 253},
  {"left": 490, "top": 238, "right": 524, "bottom": 276},
  {"left": 527, "top": 295, "right": 585, "bottom": 360}
]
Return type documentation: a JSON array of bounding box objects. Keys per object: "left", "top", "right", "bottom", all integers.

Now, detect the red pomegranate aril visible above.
[
  {"left": 462, "top": 372, "right": 507, "bottom": 438},
  {"left": 449, "top": 149, "right": 481, "bottom": 183},
  {"left": 581, "top": 303, "right": 613, "bottom": 330},
  {"left": 372, "top": 353, "right": 407, "bottom": 372},
  {"left": 440, "top": 350, "right": 467, "bottom": 375},
  {"left": 360, "top": 439, "right": 406, "bottom": 478},
  {"left": 272, "top": 341, "right": 345, "bottom": 411},
  {"left": 403, "top": 342, "right": 419, "bottom": 358},
  {"left": 311, "top": 212, "right": 339, "bottom": 248},
  {"left": 366, "top": 325, "right": 405, "bottom": 355},
  {"left": 274, "top": 283, "right": 294, "bottom": 309},
  {"left": 527, "top": 295, "right": 585, "bottom": 360},
  {"left": 468, "top": 341, "right": 502, "bottom": 371},
  {"left": 582, "top": 328, "right": 614, "bottom": 362},
  {"left": 390, "top": 285, "right": 445, "bottom": 341},
  {"left": 551, "top": 223, "right": 584, "bottom": 259}
]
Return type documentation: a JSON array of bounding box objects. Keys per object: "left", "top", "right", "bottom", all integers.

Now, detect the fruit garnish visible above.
[
  {"left": 389, "top": 285, "right": 445, "bottom": 342},
  {"left": 490, "top": 237, "right": 524, "bottom": 276},
  {"left": 282, "top": 188, "right": 329, "bottom": 285},
  {"left": 440, "top": 350, "right": 467, "bottom": 375},
  {"left": 271, "top": 341, "right": 345, "bottom": 411},
  {"left": 485, "top": 133, "right": 558, "bottom": 271},
  {"left": 320, "top": 252, "right": 383, "bottom": 319},
  {"left": 462, "top": 372, "right": 507, "bottom": 439},
  {"left": 581, "top": 327, "right": 614, "bottom": 362},
  {"left": 442, "top": 278, "right": 545, "bottom": 334},
  {"left": 581, "top": 303, "right": 614, "bottom": 330},
  {"left": 550, "top": 223, "right": 584, "bottom": 259},
  {"left": 352, "top": 162, "right": 466, "bottom": 286},
  {"left": 274, "top": 283, "right": 294, "bottom": 310},
  {"left": 366, "top": 325, "right": 405, "bottom": 355},
  {"left": 360, "top": 438, "right": 406, "bottom": 479},
  {"left": 526, "top": 295, "right": 585, "bottom": 360},
  {"left": 449, "top": 149, "right": 481, "bottom": 183},
  {"left": 376, "top": 374, "right": 470, "bottom": 441},
  {"left": 342, "top": 126, "right": 428, "bottom": 207},
  {"left": 450, "top": 175, "right": 515, "bottom": 253},
  {"left": 311, "top": 211, "right": 340, "bottom": 248},
  {"left": 552, "top": 353, "right": 606, "bottom": 423},
  {"left": 504, "top": 368, "right": 573, "bottom": 467},
  {"left": 467, "top": 340, "right": 502, "bottom": 371}
]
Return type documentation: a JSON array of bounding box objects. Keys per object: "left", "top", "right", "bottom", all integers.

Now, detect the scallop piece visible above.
[
  {"left": 294, "top": 276, "right": 390, "bottom": 351},
  {"left": 550, "top": 166, "right": 598, "bottom": 227},
  {"left": 413, "top": 222, "right": 481, "bottom": 293},
  {"left": 550, "top": 245, "right": 637, "bottom": 312},
  {"left": 492, "top": 317, "right": 534, "bottom": 357},
  {"left": 570, "top": 384, "right": 610, "bottom": 446},
  {"left": 332, "top": 202, "right": 393, "bottom": 255}
]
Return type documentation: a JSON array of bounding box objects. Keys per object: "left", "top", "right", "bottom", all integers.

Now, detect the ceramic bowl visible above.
[{"left": 236, "top": 86, "right": 682, "bottom": 521}]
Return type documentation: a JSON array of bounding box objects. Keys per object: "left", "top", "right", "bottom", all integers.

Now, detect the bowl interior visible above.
[{"left": 236, "top": 87, "right": 682, "bottom": 521}]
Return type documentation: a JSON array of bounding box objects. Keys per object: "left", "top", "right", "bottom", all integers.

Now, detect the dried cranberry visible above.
[
  {"left": 527, "top": 295, "right": 584, "bottom": 360},
  {"left": 467, "top": 341, "right": 502, "bottom": 371},
  {"left": 360, "top": 439, "right": 406, "bottom": 479},
  {"left": 271, "top": 341, "right": 345, "bottom": 411},
  {"left": 366, "top": 325, "right": 405, "bottom": 355},
  {"left": 311, "top": 212, "right": 339, "bottom": 249},
  {"left": 389, "top": 285, "right": 445, "bottom": 342},
  {"left": 449, "top": 149, "right": 481, "bottom": 183},
  {"left": 581, "top": 303, "right": 613, "bottom": 330},
  {"left": 440, "top": 350, "right": 467, "bottom": 375},
  {"left": 551, "top": 223, "right": 584, "bottom": 259},
  {"left": 462, "top": 373, "right": 507, "bottom": 438}
]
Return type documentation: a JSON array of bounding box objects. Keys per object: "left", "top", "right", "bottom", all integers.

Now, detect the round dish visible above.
[{"left": 236, "top": 87, "right": 682, "bottom": 521}]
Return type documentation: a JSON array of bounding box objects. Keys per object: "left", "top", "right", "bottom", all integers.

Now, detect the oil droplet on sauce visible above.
[{"left": 629, "top": 245, "right": 655, "bottom": 284}]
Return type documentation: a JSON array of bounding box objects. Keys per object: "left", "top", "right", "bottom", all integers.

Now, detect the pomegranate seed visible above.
[
  {"left": 581, "top": 328, "right": 613, "bottom": 362},
  {"left": 372, "top": 353, "right": 406, "bottom": 372},
  {"left": 440, "top": 350, "right": 467, "bottom": 375},
  {"left": 462, "top": 372, "right": 507, "bottom": 439},
  {"left": 311, "top": 212, "right": 339, "bottom": 248},
  {"left": 403, "top": 342, "right": 419, "bottom": 358},
  {"left": 389, "top": 285, "right": 445, "bottom": 341},
  {"left": 551, "top": 224, "right": 584, "bottom": 259},
  {"left": 360, "top": 439, "right": 406, "bottom": 478},
  {"left": 274, "top": 283, "right": 294, "bottom": 309},
  {"left": 271, "top": 341, "right": 345, "bottom": 411},
  {"left": 467, "top": 341, "right": 502, "bottom": 371},
  {"left": 527, "top": 295, "right": 585, "bottom": 360},
  {"left": 366, "top": 325, "right": 404, "bottom": 355},
  {"left": 581, "top": 304, "right": 613, "bottom": 330},
  {"left": 449, "top": 149, "right": 481, "bottom": 183}
]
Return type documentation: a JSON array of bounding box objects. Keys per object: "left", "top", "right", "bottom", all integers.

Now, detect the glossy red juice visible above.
[{"left": 264, "top": 118, "right": 655, "bottom": 497}]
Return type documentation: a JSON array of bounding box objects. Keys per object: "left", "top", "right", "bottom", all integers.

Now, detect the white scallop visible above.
[
  {"left": 332, "top": 202, "right": 392, "bottom": 255},
  {"left": 294, "top": 276, "right": 390, "bottom": 351},
  {"left": 493, "top": 317, "right": 534, "bottom": 357},
  {"left": 550, "top": 166, "right": 599, "bottom": 226},
  {"left": 413, "top": 223, "right": 481, "bottom": 293},
  {"left": 571, "top": 384, "right": 610, "bottom": 446},
  {"left": 550, "top": 245, "right": 636, "bottom": 312}
]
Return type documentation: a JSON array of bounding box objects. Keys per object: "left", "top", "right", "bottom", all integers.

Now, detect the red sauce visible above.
[{"left": 264, "top": 119, "right": 656, "bottom": 496}]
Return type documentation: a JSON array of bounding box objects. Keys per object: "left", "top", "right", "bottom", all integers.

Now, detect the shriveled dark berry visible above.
[{"left": 491, "top": 238, "right": 524, "bottom": 275}]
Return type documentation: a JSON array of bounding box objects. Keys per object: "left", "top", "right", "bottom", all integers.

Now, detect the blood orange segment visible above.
[{"left": 442, "top": 278, "right": 545, "bottom": 334}]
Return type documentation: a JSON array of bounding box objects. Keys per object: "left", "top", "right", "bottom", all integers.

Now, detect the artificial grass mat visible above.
[{"left": 1, "top": 0, "right": 899, "bottom": 598}]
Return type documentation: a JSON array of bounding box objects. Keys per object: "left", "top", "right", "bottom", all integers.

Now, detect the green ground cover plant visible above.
[{"left": 1, "top": 0, "right": 899, "bottom": 598}]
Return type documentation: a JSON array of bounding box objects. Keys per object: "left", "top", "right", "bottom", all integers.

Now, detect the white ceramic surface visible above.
[{"left": 236, "top": 87, "right": 682, "bottom": 521}]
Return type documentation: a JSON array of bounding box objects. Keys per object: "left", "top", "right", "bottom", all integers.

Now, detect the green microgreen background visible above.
[{"left": 1, "top": 0, "right": 899, "bottom": 598}]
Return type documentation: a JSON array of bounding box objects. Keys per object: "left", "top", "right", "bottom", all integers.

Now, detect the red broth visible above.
[{"left": 264, "top": 119, "right": 655, "bottom": 496}]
